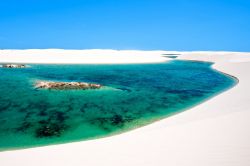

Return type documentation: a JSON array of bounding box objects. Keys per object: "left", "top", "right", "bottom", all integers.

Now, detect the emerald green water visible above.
[{"left": 0, "top": 60, "right": 236, "bottom": 151}]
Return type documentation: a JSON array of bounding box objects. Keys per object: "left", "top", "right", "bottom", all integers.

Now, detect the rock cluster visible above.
[
  {"left": 1, "top": 64, "right": 26, "bottom": 68},
  {"left": 35, "top": 81, "right": 102, "bottom": 90}
]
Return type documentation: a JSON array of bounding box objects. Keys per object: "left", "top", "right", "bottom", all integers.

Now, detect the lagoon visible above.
[{"left": 0, "top": 60, "right": 236, "bottom": 150}]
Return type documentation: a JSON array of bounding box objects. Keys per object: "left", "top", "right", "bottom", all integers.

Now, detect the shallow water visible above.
[{"left": 0, "top": 60, "right": 236, "bottom": 150}]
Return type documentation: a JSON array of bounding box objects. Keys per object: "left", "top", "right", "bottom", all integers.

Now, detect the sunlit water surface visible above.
[{"left": 0, "top": 60, "right": 236, "bottom": 150}]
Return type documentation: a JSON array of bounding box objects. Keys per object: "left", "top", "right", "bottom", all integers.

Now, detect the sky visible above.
[{"left": 0, "top": 0, "right": 250, "bottom": 51}]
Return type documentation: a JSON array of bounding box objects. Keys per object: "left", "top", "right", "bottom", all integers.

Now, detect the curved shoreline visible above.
[
  {"left": 0, "top": 59, "right": 235, "bottom": 152},
  {"left": 1, "top": 51, "right": 250, "bottom": 166}
]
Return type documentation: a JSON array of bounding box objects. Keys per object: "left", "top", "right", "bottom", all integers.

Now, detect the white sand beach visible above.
[{"left": 0, "top": 50, "right": 250, "bottom": 166}]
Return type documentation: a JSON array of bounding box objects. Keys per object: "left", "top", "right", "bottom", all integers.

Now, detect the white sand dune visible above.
[
  {"left": 0, "top": 50, "right": 250, "bottom": 166},
  {"left": 0, "top": 49, "right": 169, "bottom": 64}
]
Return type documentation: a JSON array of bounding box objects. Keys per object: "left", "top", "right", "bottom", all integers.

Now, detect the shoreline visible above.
[
  {"left": 0, "top": 74, "right": 236, "bottom": 152},
  {"left": 0, "top": 50, "right": 250, "bottom": 166},
  {"left": 0, "top": 59, "right": 236, "bottom": 152}
]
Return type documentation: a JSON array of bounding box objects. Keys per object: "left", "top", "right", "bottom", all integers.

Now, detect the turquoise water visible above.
[{"left": 0, "top": 60, "right": 236, "bottom": 151}]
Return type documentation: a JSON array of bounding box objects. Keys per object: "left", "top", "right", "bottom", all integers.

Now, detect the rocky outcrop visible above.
[
  {"left": 35, "top": 81, "right": 102, "bottom": 90},
  {"left": 1, "top": 64, "right": 26, "bottom": 68}
]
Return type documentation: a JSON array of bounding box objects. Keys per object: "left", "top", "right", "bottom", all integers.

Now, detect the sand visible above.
[
  {"left": 0, "top": 49, "right": 168, "bottom": 64},
  {"left": 0, "top": 50, "right": 250, "bottom": 166}
]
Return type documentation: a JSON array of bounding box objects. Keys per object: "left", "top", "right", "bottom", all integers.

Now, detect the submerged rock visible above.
[
  {"left": 1, "top": 64, "right": 26, "bottom": 68},
  {"left": 35, "top": 123, "right": 68, "bottom": 138},
  {"left": 35, "top": 81, "right": 102, "bottom": 90}
]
